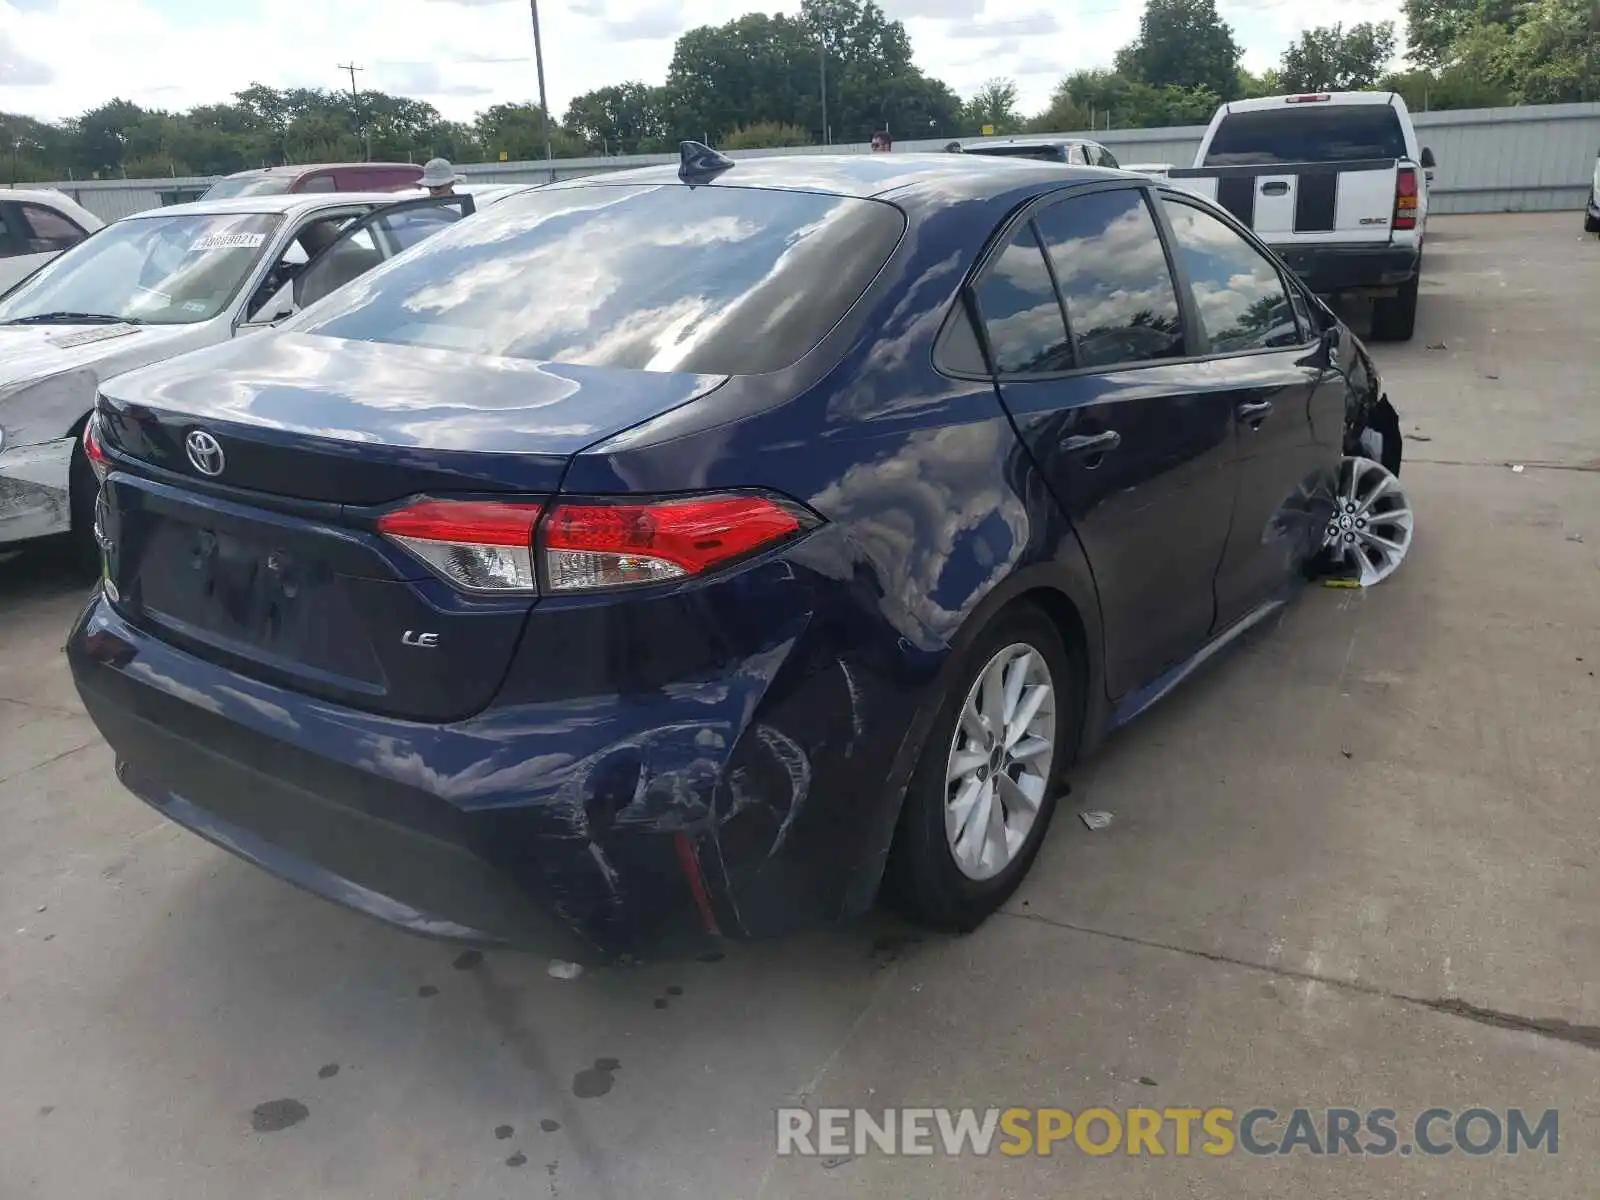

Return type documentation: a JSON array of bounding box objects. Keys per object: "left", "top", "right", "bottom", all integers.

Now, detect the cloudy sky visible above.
[{"left": 1, "top": 0, "right": 1394, "bottom": 124}]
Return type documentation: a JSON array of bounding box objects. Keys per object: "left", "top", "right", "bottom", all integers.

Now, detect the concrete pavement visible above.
[{"left": 0, "top": 212, "right": 1596, "bottom": 1198}]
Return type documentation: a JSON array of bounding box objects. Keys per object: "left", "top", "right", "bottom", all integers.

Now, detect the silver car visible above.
[{"left": 0, "top": 186, "right": 541, "bottom": 558}]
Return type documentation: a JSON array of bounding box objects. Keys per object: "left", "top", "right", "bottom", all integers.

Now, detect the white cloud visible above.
[
  {"left": 0, "top": 0, "right": 1400, "bottom": 125},
  {"left": 0, "top": 29, "right": 53, "bottom": 84}
]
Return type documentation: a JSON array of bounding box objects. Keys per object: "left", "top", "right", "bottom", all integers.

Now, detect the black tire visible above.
[
  {"left": 882, "top": 602, "right": 1081, "bottom": 931},
  {"left": 1370, "top": 274, "right": 1418, "bottom": 342},
  {"left": 67, "top": 437, "right": 101, "bottom": 575}
]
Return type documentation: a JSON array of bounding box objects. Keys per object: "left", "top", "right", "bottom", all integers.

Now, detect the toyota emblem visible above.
[{"left": 185, "top": 430, "right": 225, "bottom": 477}]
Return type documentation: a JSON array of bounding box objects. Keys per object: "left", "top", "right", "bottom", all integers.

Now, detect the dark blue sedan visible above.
[{"left": 68, "top": 148, "right": 1402, "bottom": 962}]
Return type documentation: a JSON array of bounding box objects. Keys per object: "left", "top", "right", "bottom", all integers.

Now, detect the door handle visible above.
[
  {"left": 1061, "top": 430, "right": 1121, "bottom": 460},
  {"left": 1260, "top": 181, "right": 1289, "bottom": 195},
  {"left": 1236, "top": 400, "right": 1274, "bottom": 427}
]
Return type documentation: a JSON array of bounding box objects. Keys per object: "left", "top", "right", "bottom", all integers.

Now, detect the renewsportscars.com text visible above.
[{"left": 776, "top": 1106, "right": 1559, "bottom": 1158}]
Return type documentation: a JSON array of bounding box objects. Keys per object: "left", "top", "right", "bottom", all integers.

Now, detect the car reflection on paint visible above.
[{"left": 68, "top": 145, "right": 1400, "bottom": 962}]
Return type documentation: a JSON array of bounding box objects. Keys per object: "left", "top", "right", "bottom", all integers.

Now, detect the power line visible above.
[
  {"left": 338, "top": 62, "right": 364, "bottom": 99},
  {"left": 337, "top": 63, "right": 371, "bottom": 162}
]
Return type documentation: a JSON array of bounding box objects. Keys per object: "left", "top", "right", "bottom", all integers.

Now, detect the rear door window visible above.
[
  {"left": 301, "top": 185, "right": 906, "bottom": 375},
  {"left": 971, "top": 226, "right": 1072, "bottom": 374},
  {"left": 1032, "top": 188, "right": 1185, "bottom": 369},
  {"left": 1204, "top": 106, "right": 1407, "bottom": 166},
  {"left": 1162, "top": 198, "right": 1301, "bottom": 353},
  {"left": 17, "top": 203, "right": 87, "bottom": 253},
  {"left": 298, "top": 174, "right": 337, "bottom": 193}
]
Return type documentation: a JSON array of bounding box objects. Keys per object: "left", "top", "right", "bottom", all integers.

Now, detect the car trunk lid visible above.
[{"left": 95, "top": 332, "right": 726, "bottom": 721}]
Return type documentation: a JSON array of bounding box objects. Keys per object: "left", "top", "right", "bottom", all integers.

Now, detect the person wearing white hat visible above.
[{"left": 420, "top": 157, "right": 465, "bottom": 196}]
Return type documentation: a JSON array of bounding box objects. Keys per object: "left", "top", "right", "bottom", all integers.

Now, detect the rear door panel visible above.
[
  {"left": 1157, "top": 193, "right": 1338, "bottom": 626},
  {"left": 971, "top": 185, "right": 1239, "bottom": 698}
]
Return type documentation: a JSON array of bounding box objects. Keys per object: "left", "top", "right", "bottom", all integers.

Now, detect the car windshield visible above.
[
  {"left": 202, "top": 176, "right": 294, "bottom": 200},
  {"left": 300, "top": 183, "right": 906, "bottom": 375},
  {"left": 0, "top": 212, "right": 281, "bottom": 326},
  {"left": 1204, "top": 106, "right": 1408, "bottom": 166}
]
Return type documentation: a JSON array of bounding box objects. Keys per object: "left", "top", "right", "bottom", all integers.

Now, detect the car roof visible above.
[
  {"left": 957, "top": 136, "right": 1099, "bottom": 149},
  {"left": 122, "top": 192, "right": 422, "bottom": 221},
  {"left": 550, "top": 152, "right": 1113, "bottom": 203},
  {"left": 1222, "top": 91, "right": 1399, "bottom": 115},
  {"left": 218, "top": 163, "right": 421, "bottom": 180}
]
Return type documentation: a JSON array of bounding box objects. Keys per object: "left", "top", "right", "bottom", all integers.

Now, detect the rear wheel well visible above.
[
  {"left": 1018, "top": 587, "right": 1088, "bottom": 693},
  {"left": 991, "top": 587, "right": 1091, "bottom": 764}
]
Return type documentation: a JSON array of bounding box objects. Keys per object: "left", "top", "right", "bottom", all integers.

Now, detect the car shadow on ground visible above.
[{"left": 0, "top": 540, "right": 96, "bottom": 608}]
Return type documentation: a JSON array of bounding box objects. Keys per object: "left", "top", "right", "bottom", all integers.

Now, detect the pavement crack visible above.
[
  {"left": 1415, "top": 998, "right": 1600, "bottom": 1050},
  {"left": 1408, "top": 457, "right": 1600, "bottom": 474},
  {"left": 1001, "top": 909, "right": 1600, "bottom": 1052},
  {"left": 0, "top": 738, "right": 101, "bottom": 786}
]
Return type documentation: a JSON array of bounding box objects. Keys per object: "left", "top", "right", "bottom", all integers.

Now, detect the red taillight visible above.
[
  {"left": 378, "top": 499, "right": 543, "bottom": 593},
  {"left": 376, "top": 492, "right": 816, "bottom": 595},
  {"left": 1394, "top": 166, "right": 1419, "bottom": 230},
  {"left": 82, "top": 416, "right": 110, "bottom": 482},
  {"left": 541, "top": 494, "right": 810, "bottom": 593},
  {"left": 1285, "top": 93, "right": 1331, "bottom": 103}
]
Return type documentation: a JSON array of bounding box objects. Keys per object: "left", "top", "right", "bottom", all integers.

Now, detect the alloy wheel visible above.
[
  {"left": 1324, "top": 455, "right": 1414, "bottom": 586},
  {"left": 944, "top": 642, "right": 1057, "bottom": 881}
]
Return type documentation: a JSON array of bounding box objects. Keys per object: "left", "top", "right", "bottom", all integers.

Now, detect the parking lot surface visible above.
[{"left": 1, "top": 212, "right": 1596, "bottom": 1199}]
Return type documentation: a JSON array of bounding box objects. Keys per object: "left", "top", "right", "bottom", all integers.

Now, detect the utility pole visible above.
[
  {"left": 819, "top": 30, "right": 829, "bottom": 146},
  {"left": 338, "top": 63, "right": 370, "bottom": 161},
  {"left": 528, "top": 0, "right": 556, "bottom": 181}
]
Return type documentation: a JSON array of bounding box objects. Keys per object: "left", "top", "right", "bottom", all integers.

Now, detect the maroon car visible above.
[{"left": 201, "top": 162, "right": 424, "bottom": 200}]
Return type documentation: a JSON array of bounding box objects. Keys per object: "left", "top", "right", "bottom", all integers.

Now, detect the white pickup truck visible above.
[{"left": 1168, "top": 91, "right": 1433, "bottom": 341}]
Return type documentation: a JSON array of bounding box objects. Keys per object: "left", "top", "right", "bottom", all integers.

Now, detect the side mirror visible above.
[
  {"left": 1419, "top": 147, "right": 1436, "bottom": 169},
  {"left": 240, "top": 285, "right": 295, "bottom": 330}
]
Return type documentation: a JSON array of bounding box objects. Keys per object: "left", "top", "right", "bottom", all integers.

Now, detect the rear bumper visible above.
[
  {"left": 0, "top": 436, "right": 74, "bottom": 547},
  {"left": 1269, "top": 242, "right": 1419, "bottom": 295},
  {"left": 68, "top": 582, "right": 918, "bottom": 961}
]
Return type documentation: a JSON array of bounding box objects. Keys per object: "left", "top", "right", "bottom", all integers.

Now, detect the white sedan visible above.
[
  {"left": 0, "top": 187, "right": 534, "bottom": 558},
  {"left": 0, "top": 188, "right": 103, "bottom": 293}
]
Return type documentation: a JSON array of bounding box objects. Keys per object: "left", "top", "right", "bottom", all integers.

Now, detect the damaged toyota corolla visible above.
[{"left": 68, "top": 146, "right": 1405, "bottom": 962}]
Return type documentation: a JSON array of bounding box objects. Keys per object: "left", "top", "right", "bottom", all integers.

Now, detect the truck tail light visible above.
[
  {"left": 377, "top": 492, "right": 819, "bottom": 595},
  {"left": 1394, "top": 166, "right": 1419, "bottom": 230},
  {"left": 1285, "top": 94, "right": 1331, "bottom": 103}
]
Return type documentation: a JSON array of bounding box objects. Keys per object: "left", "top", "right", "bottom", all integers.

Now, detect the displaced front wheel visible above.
[
  {"left": 884, "top": 603, "right": 1078, "bottom": 930},
  {"left": 1370, "top": 274, "right": 1419, "bottom": 342},
  {"left": 1323, "top": 455, "right": 1414, "bottom": 586}
]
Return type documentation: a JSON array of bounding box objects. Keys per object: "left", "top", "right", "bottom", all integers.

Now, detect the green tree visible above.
[
  {"left": 962, "top": 77, "right": 1022, "bottom": 134},
  {"left": 564, "top": 82, "right": 672, "bottom": 154},
  {"left": 1401, "top": 0, "right": 1523, "bottom": 70},
  {"left": 723, "top": 121, "right": 814, "bottom": 148},
  {"left": 1498, "top": 0, "right": 1600, "bottom": 102},
  {"left": 1279, "top": 21, "right": 1398, "bottom": 92},
  {"left": 1025, "top": 78, "right": 1088, "bottom": 132},
  {"left": 1116, "top": 0, "right": 1242, "bottom": 101},
  {"left": 1237, "top": 68, "right": 1283, "bottom": 99},
  {"left": 474, "top": 102, "right": 586, "bottom": 160},
  {"left": 1379, "top": 65, "right": 1512, "bottom": 110},
  {"left": 1044, "top": 68, "right": 1219, "bottom": 130}
]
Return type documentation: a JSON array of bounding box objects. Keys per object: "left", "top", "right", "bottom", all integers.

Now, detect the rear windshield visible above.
[
  {"left": 962, "top": 145, "right": 1069, "bottom": 163},
  {"left": 203, "top": 176, "right": 294, "bottom": 200},
  {"left": 300, "top": 184, "right": 905, "bottom": 375},
  {"left": 1204, "top": 105, "right": 1407, "bottom": 166}
]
